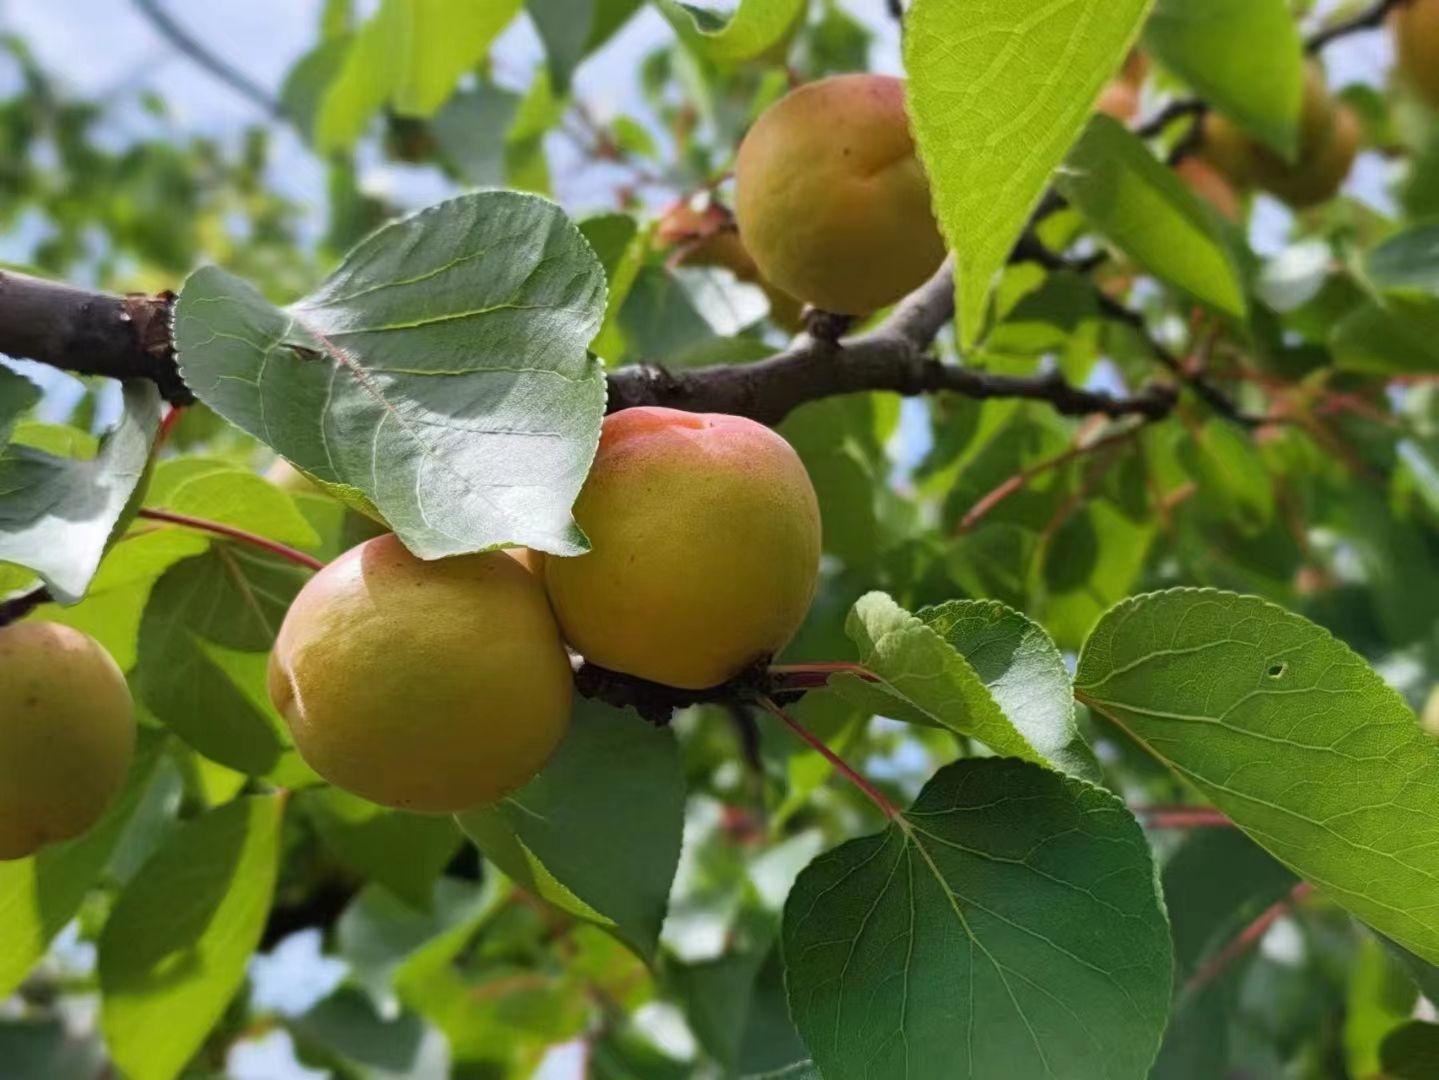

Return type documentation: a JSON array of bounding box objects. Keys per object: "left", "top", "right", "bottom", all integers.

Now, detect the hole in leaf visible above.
[{"left": 1266, "top": 663, "right": 1287, "bottom": 679}]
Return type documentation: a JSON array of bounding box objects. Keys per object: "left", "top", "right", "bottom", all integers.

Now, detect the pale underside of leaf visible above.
[{"left": 174, "top": 191, "right": 607, "bottom": 561}]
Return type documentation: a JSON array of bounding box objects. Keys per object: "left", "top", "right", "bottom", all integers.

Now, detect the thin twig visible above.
[
  {"left": 137, "top": 508, "right": 325, "bottom": 571},
  {"left": 132, "top": 0, "right": 285, "bottom": 118},
  {"left": 957, "top": 424, "right": 1145, "bottom": 535},
  {"left": 1306, "top": 0, "right": 1409, "bottom": 54},
  {"left": 757, "top": 694, "right": 898, "bottom": 820},
  {"left": 1132, "top": 805, "right": 1234, "bottom": 829},
  {"left": 1184, "top": 881, "right": 1315, "bottom": 996}
]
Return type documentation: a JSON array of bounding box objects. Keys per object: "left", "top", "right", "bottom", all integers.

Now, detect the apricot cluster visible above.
[{"left": 265, "top": 408, "right": 821, "bottom": 814}]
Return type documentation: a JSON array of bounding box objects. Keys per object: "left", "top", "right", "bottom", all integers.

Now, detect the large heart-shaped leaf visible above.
[
  {"left": 905, "top": 0, "right": 1154, "bottom": 346},
  {"left": 174, "top": 191, "right": 607, "bottom": 561},
  {"left": 457, "top": 701, "right": 684, "bottom": 960},
  {"left": 1076, "top": 589, "right": 1439, "bottom": 965},
  {"left": 0, "top": 374, "right": 160, "bottom": 604},
  {"left": 783, "top": 757, "right": 1172, "bottom": 1080}
]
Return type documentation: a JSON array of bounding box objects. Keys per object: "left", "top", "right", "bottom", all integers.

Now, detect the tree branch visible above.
[
  {"left": 131, "top": 0, "right": 285, "bottom": 119},
  {"left": 0, "top": 585, "right": 50, "bottom": 628},
  {"left": 1306, "top": 0, "right": 1409, "bottom": 54},
  {"left": 607, "top": 260, "right": 1179, "bottom": 425},
  {"left": 0, "top": 270, "right": 192, "bottom": 404}
]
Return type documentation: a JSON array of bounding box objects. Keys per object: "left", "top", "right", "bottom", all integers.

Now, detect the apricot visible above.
[
  {"left": 1203, "top": 67, "right": 1358, "bottom": 209},
  {"left": 1394, "top": 0, "right": 1439, "bottom": 109},
  {"left": 267, "top": 534, "right": 572, "bottom": 812},
  {"left": 1175, "top": 157, "right": 1243, "bottom": 222},
  {"left": 0, "top": 622, "right": 135, "bottom": 860},
  {"left": 545, "top": 407, "right": 821, "bottom": 690},
  {"left": 1096, "top": 80, "right": 1141, "bottom": 123},
  {"left": 735, "top": 74, "right": 945, "bottom": 316},
  {"left": 656, "top": 200, "right": 805, "bottom": 332}
]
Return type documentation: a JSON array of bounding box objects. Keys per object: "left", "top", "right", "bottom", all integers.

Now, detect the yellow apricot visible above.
[
  {"left": 1394, "top": 0, "right": 1439, "bottom": 109},
  {"left": 545, "top": 407, "right": 821, "bottom": 690},
  {"left": 268, "top": 534, "right": 572, "bottom": 812},
  {"left": 1203, "top": 67, "right": 1358, "bottom": 209},
  {"left": 735, "top": 74, "right": 945, "bottom": 316},
  {"left": 0, "top": 622, "right": 135, "bottom": 860}
]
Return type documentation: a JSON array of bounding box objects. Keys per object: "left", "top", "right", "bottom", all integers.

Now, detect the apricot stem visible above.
[
  {"left": 769, "top": 661, "right": 882, "bottom": 692},
  {"left": 137, "top": 508, "right": 326, "bottom": 571},
  {"left": 1132, "top": 805, "right": 1233, "bottom": 829},
  {"left": 757, "top": 694, "right": 898, "bottom": 820},
  {"left": 1183, "top": 881, "right": 1315, "bottom": 997}
]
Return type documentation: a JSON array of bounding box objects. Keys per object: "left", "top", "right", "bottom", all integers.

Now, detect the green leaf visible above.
[
  {"left": 1143, "top": 0, "right": 1303, "bottom": 156},
  {"left": 34, "top": 528, "right": 209, "bottom": 671},
  {"left": 1058, "top": 115, "right": 1246, "bottom": 318},
  {"left": 0, "top": 378, "right": 160, "bottom": 604},
  {"left": 279, "top": 36, "right": 352, "bottom": 143},
  {"left": 1076, "top": 588, "right": 1439, "bottom": 965},
  {"left": 1331, "top": 295, "right": 1439, "bottom": 374},
  {"left": 0, "top": 749, "right": 162, "bottom": 997},
  {"left": 1179, "top": 418, "right": 1275, "bottom": 532},
  {"left": 835, "top": 593, "right": 1100, "bottom": 780},
  {"left": 457, "top": 701, "right": 684, "bottom": 959},
  {"left": 338, "top": 877, "right": 502, "bottom": 1014},
  {"left": 147, "top": 458, "right": 319, "bottom": 547},
  {"left": 100, "top": 794, "right": 284, "bottom": 1080},
  {"left": 174, "top": 191, "right": 607, "bottom": 561},
  {"left": 528, "top": 0, "right": 643, "bottom": 93},
  {"left": 432, "top": 84, "right": 522, "bottom": 187},
  {"left": 1382, "top": 1022, "right": 1439, "bottom": 1080},
  {"left": 657, "top": 0, "right": 806, "bottom": 62},
  {"left": 289, "top": 986, "right": 451, "bottom": 1079},
  {"left": 133, "top": 548, "right": 308, "bottom": 774},
  {"left": 299, "top": 786, "right": 460, "bottom": 910},
  {"left": 782, "top": 757, "right": 1172, "bottom": 1080},
  {"left": 0, "top": 363, "right": 39, "bottom": 441},
  {"left": 1367, "top": 221, "right": 1439, "bottom": 296},
  {"left": 905, "top": 0, "right": 1153, "bottom": 346},
  {"left": 1161, "top": 828, "right": 1296, "bottom": 982},
  {"left": 1344, "top": 935, "right": 1418, "bottom": 1079},
  {"left": 314, "top": 0, "right": 523, "bottom": 150}
]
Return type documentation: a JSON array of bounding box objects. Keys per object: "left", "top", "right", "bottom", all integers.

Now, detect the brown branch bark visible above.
[
  {"left": 0, "top": 270, "right": 192, "bottom": 404},
  {"left": 607, "top": 260, "right": 1179, "bottom": 425},
  {"left": 0, "top": 585, "right": 50, "bottom": 627}
]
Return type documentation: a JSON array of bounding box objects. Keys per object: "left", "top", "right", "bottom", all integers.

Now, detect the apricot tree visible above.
[{"left": 1, "top": 1, "right": 1438, "bottom": 1078}]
